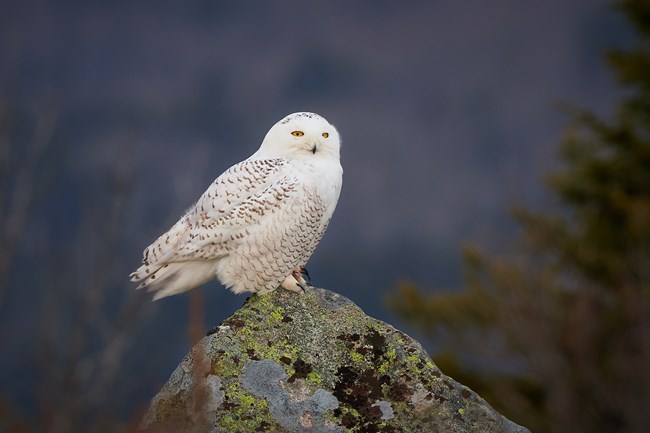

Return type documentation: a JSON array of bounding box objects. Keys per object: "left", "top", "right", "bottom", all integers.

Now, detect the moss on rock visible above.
[{"left": 140, "top": 288, "right": 529, "bottom": 433}]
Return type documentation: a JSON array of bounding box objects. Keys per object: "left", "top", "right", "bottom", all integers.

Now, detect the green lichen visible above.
[
  {"left": 307, "top": 371, "right": 323, "bottom": 385},
  {"left": 236, "top": 324, "right": 255, "bottom": 341},
  {"left": 349, "top": 351, "right": 364, "bottom": 363},
  {"left": 406, "top": 355, "right": 421, "bottom": 363},
  {"left": 218, "top": 380, "right": 278, "bottom": 432},
  {"left": 250, "top": 291, "right": 276, "bottom": 311},
  {"left": 211, "top": 353, "right": 239, "bottom": 377},
  {"left": 269, "top": 306, "right": 284, "bottom": 322},
  {"left": 265, "top": 345, "right": 296, "bottom": 363},
  {"left": 377, "top": 346, "right": 398, "bottom": 375}
]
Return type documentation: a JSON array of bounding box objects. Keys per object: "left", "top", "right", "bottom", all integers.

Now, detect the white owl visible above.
[{"left": 130, "top": 112, "right": 343, "bottom": 300}]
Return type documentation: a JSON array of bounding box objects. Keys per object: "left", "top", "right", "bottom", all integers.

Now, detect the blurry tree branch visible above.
[
  {"left": 35, "top": 138, "right": 152, "bottom": 433},
  {"left": 0, "top": 98, "right": 56, "bottom": 303},
  {"left": 0, "top": 90, "right": 154, "bottom": 432}
]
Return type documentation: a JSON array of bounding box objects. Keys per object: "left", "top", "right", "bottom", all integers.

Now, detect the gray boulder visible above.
[{"left": 140, "top": 287, "right": 529, "bottom": 433}]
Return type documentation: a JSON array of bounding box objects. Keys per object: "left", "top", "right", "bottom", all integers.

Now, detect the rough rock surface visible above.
[{"left": 140, "top": 287, "right": 529, "bottom": 433}]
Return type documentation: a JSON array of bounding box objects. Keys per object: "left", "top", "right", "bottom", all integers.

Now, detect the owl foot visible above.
[
  {"left": 298, "top": 266, "right": 311, "bottom": 287},
  {"left": 280, "top": 266, "right": 311, "bottom": 294},
  {"left": 281, "top": 274, "right": 304, "bottom": 294}
]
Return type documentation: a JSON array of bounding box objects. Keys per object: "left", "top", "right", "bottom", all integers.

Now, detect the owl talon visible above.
[
  {"left": 281, "top": 269, "right": 307, "bottom": 295},
  {"left": 299, "top": 266, "right": 312, "bottom": 286},
  {"left": 291, "top": 267, "right": 311, "bottom": 289}
]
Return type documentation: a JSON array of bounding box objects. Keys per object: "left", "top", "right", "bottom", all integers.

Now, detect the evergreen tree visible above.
[{"left": 387, "top": 1, "right": 650, "bottom": 432}]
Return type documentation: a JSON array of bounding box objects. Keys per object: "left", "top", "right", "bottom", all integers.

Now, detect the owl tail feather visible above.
[{"left": 130, "top": 259, "right": 220, "bottom": 301}]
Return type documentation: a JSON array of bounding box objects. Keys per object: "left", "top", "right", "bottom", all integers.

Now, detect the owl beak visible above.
[{"left": 311, "top": 144, "right": 318, "bottom": 154}]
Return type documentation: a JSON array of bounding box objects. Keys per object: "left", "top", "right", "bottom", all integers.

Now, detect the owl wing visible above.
[
  {"left": 172, "top": 168, "right": 302, "bottom": 260},
  {"left": 131, "top": 158, "right": 292, "bottom": 280}
]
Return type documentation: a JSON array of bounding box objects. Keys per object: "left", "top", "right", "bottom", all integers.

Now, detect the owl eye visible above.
[
  {"left": 291, "top": 131, "right": 304, "bottom": 137},
  {"left": 322, "top": 132, "right": 329, "bottom": 138}
]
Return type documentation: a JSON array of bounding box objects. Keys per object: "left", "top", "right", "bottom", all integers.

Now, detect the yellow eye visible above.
[
  {"left": 322, "top": 132, "right": 329, "bottom": 138},
  {"left": 291, "top": 131, "right": 304, "bottom": 137}
]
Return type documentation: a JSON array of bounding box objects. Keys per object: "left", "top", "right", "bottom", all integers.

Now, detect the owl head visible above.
[{"left": 257, "top": 112, "right": 341, "bottom": 160}]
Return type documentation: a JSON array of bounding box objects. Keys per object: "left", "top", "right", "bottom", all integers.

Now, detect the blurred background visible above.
[{"left": 1, "top": 0, "right": 648, "bottom": 432}]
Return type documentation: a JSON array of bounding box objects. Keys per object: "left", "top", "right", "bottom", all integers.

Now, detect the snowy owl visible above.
[{"left": 130, "top": 112, "right": 343, "bottom": 300}]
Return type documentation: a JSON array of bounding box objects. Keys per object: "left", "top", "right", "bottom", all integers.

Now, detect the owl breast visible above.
[{"left": 215, "top": 157, "right": 342, "bottom": 294}]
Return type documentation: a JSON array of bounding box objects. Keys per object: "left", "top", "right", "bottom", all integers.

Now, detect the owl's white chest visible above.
[{"left": 288, "top": 157, "right": 343, "bottom": 217}]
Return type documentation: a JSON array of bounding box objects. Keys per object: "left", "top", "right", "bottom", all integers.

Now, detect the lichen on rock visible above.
[{"left": 140, "top": 287, "right": 529, "bottom": 433}]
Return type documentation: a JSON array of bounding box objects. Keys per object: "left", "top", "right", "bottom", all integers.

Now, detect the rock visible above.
[{"left": 140, "top": 287, "right": 529, "bottom": 433}]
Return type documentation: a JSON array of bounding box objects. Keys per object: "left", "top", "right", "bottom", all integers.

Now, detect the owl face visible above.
[{"left": 259, "top": 112, "right": 341, "bottom": 160}]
